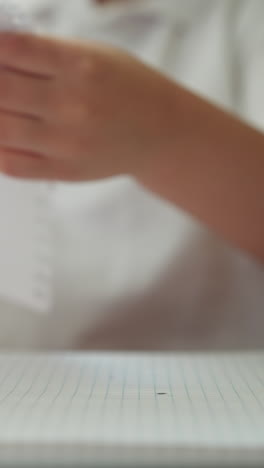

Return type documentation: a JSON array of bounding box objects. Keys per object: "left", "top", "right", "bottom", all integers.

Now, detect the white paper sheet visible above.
[
  {"left": 0, "top": 352, "right": 263, "bottom": 466},
  {"left": 0, "top": 177, "right": 51, "bottom": 310}
]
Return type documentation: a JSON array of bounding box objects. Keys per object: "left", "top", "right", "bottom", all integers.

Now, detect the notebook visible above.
[
  {"left": 0, "top": 2, "right": 51, "bottom": 311},
  {"left": 0, "top": 351, "right": 263, "bottom": 467}
]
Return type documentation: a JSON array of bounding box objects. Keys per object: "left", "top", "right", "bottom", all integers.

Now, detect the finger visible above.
[
  {"left": 0, "top": 68, "right": 54, "bottom": 119},
  {"left": 0, "top": 32, "right": 75, "bottom": 77},
  {"left": 0, "top": 149, "right": 55, "bottom": 180},
  {"left": 0, "top": 112, "right": 54, "bottom": 155},
  {"left": 0, "top": 148, "right": 82, "bottom": 181}
]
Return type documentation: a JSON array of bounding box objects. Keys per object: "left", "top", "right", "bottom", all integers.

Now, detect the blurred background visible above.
[{"left": 1, "top": 0, "right": 264, "bottom": 352}]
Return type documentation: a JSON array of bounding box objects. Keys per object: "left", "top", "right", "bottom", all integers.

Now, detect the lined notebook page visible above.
[
  {"left": 0, "top": 352, "right": 263, "bottom": 467},
  {"left": 0, "top": 177, "right": 51, "bottom": 311}
]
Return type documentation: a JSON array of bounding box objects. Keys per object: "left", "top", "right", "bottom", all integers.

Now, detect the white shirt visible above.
[{"left": 1, "top": 0, "right": 264, "bottom": 350}]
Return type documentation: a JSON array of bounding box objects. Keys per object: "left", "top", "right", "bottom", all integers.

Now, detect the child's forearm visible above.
[
  {"left": 138, "top": 82, "right": 264, "bottom": 262},
  {"left": 1, "top": 33, "right": 262, "bottom": 262}
]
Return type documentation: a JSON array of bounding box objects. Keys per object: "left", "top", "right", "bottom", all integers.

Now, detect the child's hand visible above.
[{"left": 0, "top": 32, "right": 174, "bottom": 181}]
